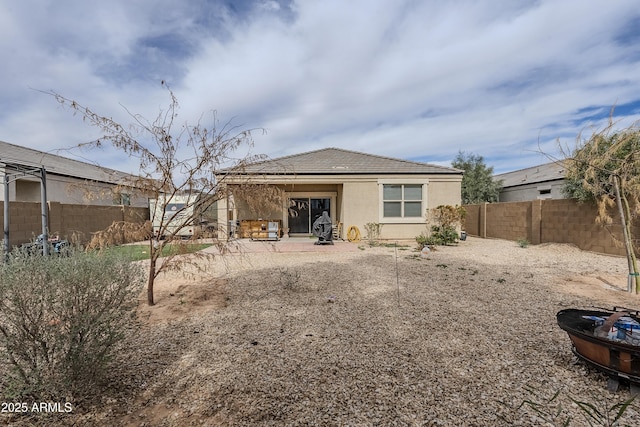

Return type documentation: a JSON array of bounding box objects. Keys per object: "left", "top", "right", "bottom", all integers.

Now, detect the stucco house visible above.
[
  {"left": 495, "top": 161, "right": 566, "bottom": 202},
  {"left": 217, "top": 147, "right": 462, "bottom": 240},
  {"left": 0, "top": 140, "right": 147, "bottom": 207}
]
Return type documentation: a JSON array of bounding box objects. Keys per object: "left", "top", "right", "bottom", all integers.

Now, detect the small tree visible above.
[
  {"left": 231, "top": 183, "right": 285, "bottom": 219},
  {"left": 452, "top": 151, "right": 503, "bottom": 204},
  {"left": 47, "top": 83, "right": 277, "bottom": 305},
  {"left": 563, "top": 119, "right": 640, "bottom": 293}
]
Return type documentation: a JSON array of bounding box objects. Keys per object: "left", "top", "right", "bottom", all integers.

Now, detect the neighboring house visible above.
[
  {"left": 0, "top": 140, "right": 147, "bottom": 207},
  {"left": 494, "top": 161, "right": 566, "bottom": 202},
  {"left": 217, "top": 147, "right": 462, "bottom": 240}
]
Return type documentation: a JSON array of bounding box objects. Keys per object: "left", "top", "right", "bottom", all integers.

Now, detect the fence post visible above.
[
  {"left": 480, "top": 203, "right": 487, "bottom": 238},
  {"left": 531, "top": 200, "right": 542, "bottom": 245}
]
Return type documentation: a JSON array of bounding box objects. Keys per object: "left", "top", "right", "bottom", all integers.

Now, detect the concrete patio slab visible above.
[{"left": 223, "top": 238, "right": 361, "bottom": 253}]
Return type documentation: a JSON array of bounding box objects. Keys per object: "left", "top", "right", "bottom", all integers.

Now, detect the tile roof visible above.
[
  {"left": 231, "top": 147, "right": 462, "bottom": 175},
  {"left": 0, "top": 140, "right": 132, "bottom": 184},
  {"left": 495, "top": 161, "right": 566, "bottom": 188}
]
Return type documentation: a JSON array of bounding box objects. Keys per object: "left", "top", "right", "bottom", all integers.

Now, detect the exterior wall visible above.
[
  {"left": 1, "top": 201, "right": 149, "bottom": 248},
  {"left": 463, "top": 199, "right": 639, "bottom": 256},
  {"left": 231, "top": 183, "right": 341, "bottom": 222},
  {"left": 221, "top": 173, "right": 462, "bottom": 241},
  {"left": 280, "top": 184, "right": 341, "bottom": 231},
  {"left": 15, "top": 180, "right": 41, "bottom": 202},
  {"left": 342, "top": 181, "right": 381, "bottom": 238},
  {"left": 1, "top": 174, "right": 148, "bottom": 207},
  {"left": 427, "top": 179, "right": 463, "bottom": 207},
  {"left": 233, "top": 197, "right": 282, "bottom": 221},
  {"left": 499, "top": 179, "right": 566, "bottom": 202},
  {"left": 344, "top": 176, "right": 462, "bottom": 240}
]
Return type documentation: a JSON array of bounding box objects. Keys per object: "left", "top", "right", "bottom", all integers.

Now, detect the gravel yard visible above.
[{"left": 9, "top": 237, "right": 640, "bottom": 426}]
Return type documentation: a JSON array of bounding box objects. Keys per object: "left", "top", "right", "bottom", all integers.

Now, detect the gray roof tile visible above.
[
  {"left": 231, "top": 147, "right": 462, "bottom": 175},
  {"left": 0, "top": 140, "right": 132, "bottom": 184},
  {"left": 495, "top": 161, "right": 566, "bottom": 188}
]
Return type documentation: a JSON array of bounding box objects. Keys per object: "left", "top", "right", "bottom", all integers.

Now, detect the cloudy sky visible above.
[{"left": 2, "top": 0, "right": 640, "bottom": 174}]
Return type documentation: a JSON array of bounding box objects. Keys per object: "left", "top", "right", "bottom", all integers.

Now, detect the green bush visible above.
[
  {"left": 416, "top": 233, "right": 438, "bottom": 249},
  {"left": 429, "top": 225, "right": 460, "bottom": 245},
  {"left": 0, "top": 246, "right": 144, "bottom": 400}
]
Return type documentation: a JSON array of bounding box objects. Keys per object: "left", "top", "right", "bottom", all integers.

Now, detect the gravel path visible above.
[{"left": 10, "top": 237, "right": 640, "bottom": 426}]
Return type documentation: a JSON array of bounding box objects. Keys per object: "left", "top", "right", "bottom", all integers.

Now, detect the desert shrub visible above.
[
  {"left": 429, "top": 225, "right": 461, "bottom": 246},
  {"left": 279, "top": 267, "right": 301, "bottom": 290},
  {"left": 364, "top": 222, "right": 384, "bottom": 246},
  {"left": 418, "top": 205, "right": 466, "bottom": 247},
  {"left": 415, "top": 233, "right": 438, "bottom": 249},
  {"left": 0, "top": 246, "right": 144, "bottom": 400}
]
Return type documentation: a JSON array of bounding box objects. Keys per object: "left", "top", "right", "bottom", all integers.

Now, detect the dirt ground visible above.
[{"left": 6, "top": 237, "right": 640, "bottom": 426}]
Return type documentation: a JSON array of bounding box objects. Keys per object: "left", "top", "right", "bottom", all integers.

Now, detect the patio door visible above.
[{"left": 288, "top": 197, "right": 331, "bottom": 234}]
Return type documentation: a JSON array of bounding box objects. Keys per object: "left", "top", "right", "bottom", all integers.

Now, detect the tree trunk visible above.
[
  {"left": 147, "top": 240, "right": 156, "bottom": 305},
  {"left": 612, "top": 176, "right": 638, "bottom": 293},
  {"left": 619, "top": 183, "right": 640, "bottom": 293}
]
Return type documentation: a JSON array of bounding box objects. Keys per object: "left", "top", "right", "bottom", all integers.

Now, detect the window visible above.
[
  {"left": 113, "top": 193, "right": 131, "bottom": 206},
  {"left": 383, "top": 184, "right": 423, "bottom": 218},
  {"left": 164, "top": 203, "right": 186, "bottom": 218},
  {"left": 537, "top": 185, "right": 552, "bottom": 200}
]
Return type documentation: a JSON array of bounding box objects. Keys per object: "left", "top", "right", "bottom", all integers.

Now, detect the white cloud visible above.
[{"left": 1, "top": 0, "right": 639, "bottom": 176}]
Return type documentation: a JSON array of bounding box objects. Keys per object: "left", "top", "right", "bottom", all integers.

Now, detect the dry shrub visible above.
[
  {"left": 87, "top": 220, "right": 152, "bottom": 250},
  {"left": 0, "top": 247, "right": 144, "bottom": 401}
]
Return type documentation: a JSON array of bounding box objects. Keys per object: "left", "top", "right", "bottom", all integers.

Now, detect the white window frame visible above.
[{"left": 378, "top": 179, "right": 428, "bottom": 224}]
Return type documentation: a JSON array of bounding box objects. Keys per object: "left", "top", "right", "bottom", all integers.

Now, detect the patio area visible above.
[{"left": 224, "top": 237, "right": 362, "bottom": 253}]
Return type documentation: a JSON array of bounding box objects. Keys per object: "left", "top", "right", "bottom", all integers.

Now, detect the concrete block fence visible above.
[{"left": 463, "top": 199, "right": 638, "bottom": 256}]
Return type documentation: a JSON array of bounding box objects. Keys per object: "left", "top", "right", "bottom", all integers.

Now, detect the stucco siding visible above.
[
  {"left": 2, "top": 175, "right": 148, "bottom": 207},
  {"left": 427, "top": 179, "right": 463, "bottom": 207},
  {"left": 499, "top": 179, "right": 565, "bottom": 202},
  {"left": 220, "top": 172, "right": 462, "bottom": 241},
  {"left": 342, "top": 181, "right": 379, "bottom": 238}
]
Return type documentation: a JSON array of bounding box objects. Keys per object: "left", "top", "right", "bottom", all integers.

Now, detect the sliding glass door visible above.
[{"left": 288, "top": 197, "right": 331, "bottom": 234}]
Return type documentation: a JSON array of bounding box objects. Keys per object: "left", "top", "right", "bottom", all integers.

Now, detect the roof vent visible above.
[{"left": 332, "top": 166, "right": 349, "bottom": 169}]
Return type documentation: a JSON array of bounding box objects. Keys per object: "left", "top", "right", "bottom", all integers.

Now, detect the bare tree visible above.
[
  {"left": 230, "top": 183, "right": 285, "bottom": 219},
  {"left": 46, "top": 83, "right": 271, "bottom": 305},
  {"left": 562, "top": 118, "right": 640, "bottom": 293}
]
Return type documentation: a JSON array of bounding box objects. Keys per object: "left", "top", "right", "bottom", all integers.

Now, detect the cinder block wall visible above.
[
  {"left": 486, "top": 201, "right": 531, "bottom": 242},
  {"left": 540, "top": 199, "right": 628, "bottom": 255},
  {"left": 464, "top": 204, "right": 481, "bottom": 237},
  {"left": 0, "top": 201, "right": 149, "bottom": 248},
  {"left": 463, "top": 199, "right": 638, "bottom": 256},
  {"left": 4, "top": 202, "right": 44, "bottom": 244}
]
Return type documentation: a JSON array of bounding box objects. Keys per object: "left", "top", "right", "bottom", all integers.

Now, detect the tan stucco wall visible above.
[
  {"left": 342, "top": 176, "right": 462, "bottom": 240},
  {"left": 1, "top": 174, "right": 148, "bottom": 207},
  {"left": 499, "top": 180, "right": 566, "bottom": 202},
  {"left": 427, "top": 179, "right": 463, "bottom": 207},
  {"left": 220, "top": 174, "right": 462, "bottom": 240},
  {"left": 229, "top": 183, "right": 342, "bottom": 228},
  {"left": 342, "top": 181, "right": 379, "bottom": 237}
]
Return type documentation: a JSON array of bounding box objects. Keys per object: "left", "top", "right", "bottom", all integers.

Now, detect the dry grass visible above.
[{"left": 5, "top": 237, "right": 640, "bottom": 426}]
